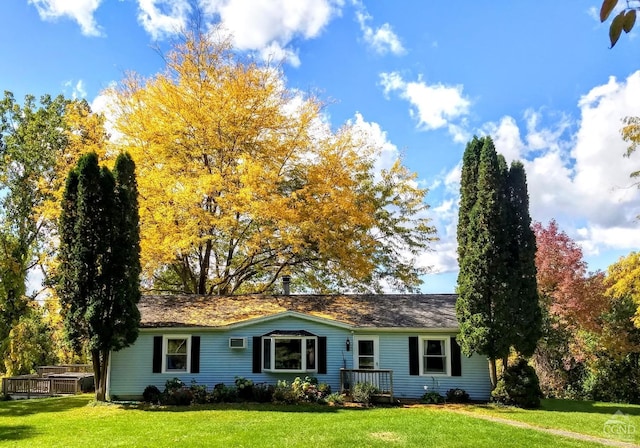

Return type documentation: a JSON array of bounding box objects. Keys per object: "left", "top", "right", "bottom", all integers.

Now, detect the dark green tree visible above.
[
  {"left": 457, "top": 136, "right": 483, "bottom": 263},
  {"left": 456, "top": 137, "right": 542, "bottom": 388},
  {"left": 505, "top": 161, "right": 542, "bottom": 357},
  {"left": 58, "top": 152, "right": 141, "bottom": 401},
  {"left": 456, "top": 136, "right": 511, "bottom": 387}
]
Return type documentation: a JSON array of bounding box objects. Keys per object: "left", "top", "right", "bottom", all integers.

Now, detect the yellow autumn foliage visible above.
[
  {"left": 605, "top": 251, "right": 640, "bottom": 327},
  {"left": 104, "top": 29, "right": 435, "bottom": 294}
]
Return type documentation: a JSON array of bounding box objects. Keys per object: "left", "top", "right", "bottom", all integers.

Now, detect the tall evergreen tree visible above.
[
  {"left": 110, "top": 153, "right": 141, "bottom": 351},
  {"left": 57, "top": 152, "right": 141, "bottom": 401},
  {"left": 456, "top": 136, "right": 483, "bottom": 263},
  {"left": 456, "top": 137, "right": 511, "bottom": 387},
  {"left": 506, "top": 162, "right": 542, "bottom": 356},
  {"left": 456, "top": 137, "right": 542, "bottom": 388}
]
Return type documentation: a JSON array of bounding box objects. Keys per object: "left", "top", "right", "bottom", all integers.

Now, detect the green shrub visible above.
[
  {"left": 190, "top": 381, "right": 208, "bottom": 404},
  {"left": 164, "top": 377, "right": 185, "bottom": 393},
  {"left": 251, "top": 383, "right": 275, "bottom": 403},
  {"left": 445, "top": 388, "right": 470, "bottom": 403},
  {"left": 352, "top": 382, "right": 378, "bottom": 405},
  {"left": 582, "top": 354, "right": 640, "bottom": 404},
  {"left": 317, "top": 382, "right": 332, "bottom": 396},
  {"left": 291, "top": 376, "right": 322, "bottom": 402},
  {"left": 491, "top": 358, "right": 542, "bottom": 409},
  {"left": 164, "top": 388, "right": 193, "bottom": 406},
  {"left": 142, "top": 385, "right": 161, "bottom": 404},
  {"left": 324, "top": 392, "right": 344, "bottom": 405},
  {"left": 420, "top": 390, "right": 444, "bottom": 404},
  {"left": 160, "top": 377, "right": 193, "bottom": 405},
  {"left": 234, "top": 376, "right": 254, "bottom": 400},
  {"left": 272, "top": 380, "right": 298, "bottom": 404},
  {"left": 210, "top": 383, "right": 237, "bottom": 403}
]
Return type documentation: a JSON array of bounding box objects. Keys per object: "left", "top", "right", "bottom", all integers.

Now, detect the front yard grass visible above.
[
  {"left": 0, "top": 395, "right": 612, "bottom": 447},
  {"left": 462, "top": 398, "right": 640, "bottom": 443}
]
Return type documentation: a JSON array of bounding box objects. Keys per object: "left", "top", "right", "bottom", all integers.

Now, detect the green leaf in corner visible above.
[
  {"left": 600, "top": 0, "right": 620, "bottom": 22},
  {"left": 610, "top": 11, "right": 625, "bottom": 47},
  {"left": 623, "top": 9, "right": 637, "bottom": 33}
]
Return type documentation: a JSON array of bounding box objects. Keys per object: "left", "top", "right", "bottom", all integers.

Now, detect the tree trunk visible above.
[
  {"left": 92, "top": 349, "right": 109, "bottom": 401},
  {"left": 502, "top": 355, "right": 509, "bottom": 375},
  {"left": 488, "top": 358, "right": 498, "bottom": 389},
  {"left": 198, "top": 241, "right": 212, "bottom": 295}
]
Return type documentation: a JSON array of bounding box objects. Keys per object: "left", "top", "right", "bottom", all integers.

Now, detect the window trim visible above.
[
  {"left": 419, "top": 336, "right": 450, "bottom": 376},
  {"left": 262, "top": 335, "right": 318, "bottom": 373},
  {"left": 162, "top": 334, "right": 192, "bottom": 374}
]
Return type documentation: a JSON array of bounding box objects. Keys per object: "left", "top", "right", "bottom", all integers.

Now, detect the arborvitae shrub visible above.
[{"left": 491, "top": 359, "right": 542, "bottom": 408}]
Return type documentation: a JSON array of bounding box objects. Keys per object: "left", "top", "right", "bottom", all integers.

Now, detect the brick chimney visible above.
[{"left": 282, "top": 275, "right": 291, "bottom": 295}]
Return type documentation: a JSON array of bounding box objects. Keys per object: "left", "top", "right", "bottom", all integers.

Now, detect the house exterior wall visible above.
[
  {"left": 367, "top": 331, "right": 491, "bottom": 400},
  {"left": 108, "top": 315, "right": 491, "bottom": 401}
]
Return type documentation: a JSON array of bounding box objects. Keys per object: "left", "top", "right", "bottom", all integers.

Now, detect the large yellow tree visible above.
[
  {"left": 107, "top": 30, "right": 436, "bottom": 295},
  {"left": 606, "top": 251, "right": 640, "bottom": 328}
]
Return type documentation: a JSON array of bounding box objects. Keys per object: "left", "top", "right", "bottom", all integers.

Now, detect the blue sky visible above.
[{"left": 4, "top": 0, "right": 640, "bottom": 293}]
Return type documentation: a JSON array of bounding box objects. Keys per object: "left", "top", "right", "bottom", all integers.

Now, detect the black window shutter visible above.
[
  {"left": 317, "top": 337, "right": 327, "bottom": 374},
  {"left": 152, "top": 336, "right": 162, "bottom": 373},
  {"left": 252, "top": 336, "right": 262, "bottom": 373},
  {"left": 409, "top": 336, "right": 419, "bottom": 376},
  {"left": 190, "top": 336, "right": 201, "bottom": 374},
  {"left": 450, "top": 336, "right": 462, "bottom": 377}
]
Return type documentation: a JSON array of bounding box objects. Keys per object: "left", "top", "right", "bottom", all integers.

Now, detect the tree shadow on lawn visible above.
[
  {"left": 0, "top": 425, "right": 35, "bottom": 443},
  {"left": 540, "top": 399, "right": 640, "bottom": 417},
  {"left": 119, "top": 402, "right": 374, "bottom": 414},
  {"left": 470, "top": 399, "right": 640, "bottom": 417},
  {"left": 0, "top": 395, "right": 92, "bottom": 417}
]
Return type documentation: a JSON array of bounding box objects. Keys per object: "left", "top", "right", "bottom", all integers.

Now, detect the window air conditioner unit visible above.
[{"left": 229, "top": 337, "right": 246, "bottom": 349}]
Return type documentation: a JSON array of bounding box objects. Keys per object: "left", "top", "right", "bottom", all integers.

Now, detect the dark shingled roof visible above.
[{"left": 138, "top": 294, "right": 459, "bottom": 329}]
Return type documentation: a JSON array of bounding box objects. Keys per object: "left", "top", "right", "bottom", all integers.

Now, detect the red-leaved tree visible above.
[
  {"left": 534, "top": 220, "right": 607, "bottom": 332},
  {"left": 532, "top": 220, "right": 607, "bottom": 396}
]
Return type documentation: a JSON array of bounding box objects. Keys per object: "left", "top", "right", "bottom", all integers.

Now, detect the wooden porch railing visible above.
[
  {"left": 2, "top": 370, "right": 94, "bottom": 398},
  {"left": 339, "top": 368, "right": 393, "bottom": 402},
  {"left": 37, "top": 364, "right": 93, "bottom": 376},
  {"left": 2, "top": 376, "right": 80, "bottom": 398}
]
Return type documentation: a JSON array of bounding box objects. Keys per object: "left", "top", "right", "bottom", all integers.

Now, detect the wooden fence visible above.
[{"left": 339, "top": 368, "right": 394, "bottom": 402}]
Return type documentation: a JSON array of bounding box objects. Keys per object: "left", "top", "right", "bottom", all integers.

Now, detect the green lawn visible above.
[
  {"left": 463, "top": 398, "right": 640, "bottom": 443},
  {"left": 0, "top": 395, "right": 612, "bottom": 448}
]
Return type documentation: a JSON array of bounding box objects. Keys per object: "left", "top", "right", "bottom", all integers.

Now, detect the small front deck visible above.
[{"left": 339, "top": 368, "right": 394, "bottom": 402}]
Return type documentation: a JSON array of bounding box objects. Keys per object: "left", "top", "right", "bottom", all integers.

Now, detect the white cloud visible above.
[
  {"left": 28, "top": 0, "right": 103, "bottom": 36},
  {"left": 90, "top": 85, "right": 122, "bottom": 142},
  {"left": 349, "top": 112, "right": 400, "bottom": 176},
  {"left": 355, "top": 9, "right": 405, "bottom": 55},
  {"left": 64, "top": 80, "right": 87, "bottom": 99},
  {"left": 136, "top": 0, "right": 192, "bottom": 41},
  {"left": 380, "top": 72, "right": 471, "bottom": 137},
  {"left": 481, "top": 116, "right": 525, "bottom": 162},
  {"left": 200, "top": 0, "right": 342, "bottom": 65},
  {"left": 428, "top": 70, "right": 640, "bottom": 283}
]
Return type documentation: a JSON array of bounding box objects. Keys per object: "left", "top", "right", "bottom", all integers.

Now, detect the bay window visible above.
[{"left": 262, "top": 331, "right": 317, "bottom": 372}]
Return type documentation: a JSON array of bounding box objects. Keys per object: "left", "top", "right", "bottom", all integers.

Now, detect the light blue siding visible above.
[
  {"left": 108, "top": 316, "right": 491, "bottom": 401},
  {"left": 108, "top": 315, "right": 353, "bottom": 400},
  {"left": 370, "top": 331, "right": 491, "bottom": 401}
]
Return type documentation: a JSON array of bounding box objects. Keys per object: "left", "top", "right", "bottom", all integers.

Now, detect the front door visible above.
[{"left": 354, "top": 335, "right": 379, "bottom": 370}]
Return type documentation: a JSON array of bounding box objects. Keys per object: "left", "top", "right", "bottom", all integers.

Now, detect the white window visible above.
[
  {"left": 263, "top": 335, "right": 317, "bottom": 372},
  {"left": 420, "top": 337, "right": 448, "bottom": 375},
  {"left": 164, "top": 335, "right": 191, "bottom": 373}
]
